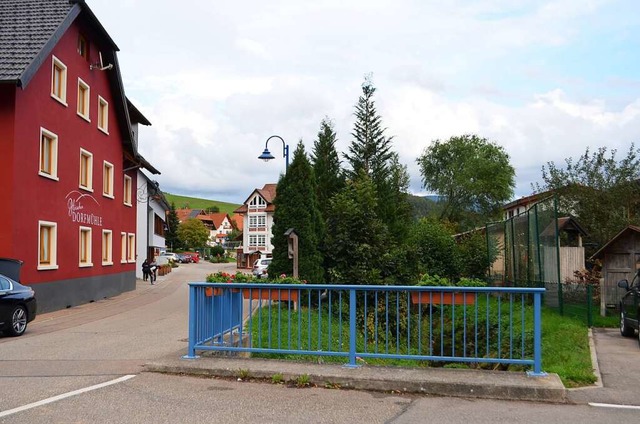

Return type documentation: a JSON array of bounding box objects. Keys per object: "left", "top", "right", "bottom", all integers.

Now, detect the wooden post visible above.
[{"left": 285, "top": 228, "right": 299, "bottom": 311}]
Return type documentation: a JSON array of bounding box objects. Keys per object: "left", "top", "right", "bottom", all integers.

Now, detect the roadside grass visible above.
[{"left": 246, "top": 297, "right": 606, "bottom": 388}]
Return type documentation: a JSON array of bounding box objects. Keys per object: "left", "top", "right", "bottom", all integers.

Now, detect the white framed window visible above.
[
  {"left": 39, "top": 128, "right": 58, "bottom": 180},
  {"left": 120, "top": 232, "right": 127, "bottom": 264},
  {"left": 79, "top": 226, "right": 93, "bottom": 267},
  {"left": 123, "top": 175, "right": 132, "bottom": 206},
  {"left": 249, "top": 235, "right": 257, "bottom": 247},
  {"left": 102, "top": 229, "right": 113, "bottom": 265},
  {"left": 127, "top": 233, "right": 136, "bottom": 263},
  {"left": 249, "top": 196, "right": 267, "bottom": 209},
  {"left": 98, "top": 96, "right": 109, "bottom": 134},
  {"left": 79, "top": 149, "right": 93, "bottom": 191},
  {"left": 103, "top": 161, "right": 114, "bottom": 198},
  {"left": 257, "top": 235, "right": 266, "bottom": 247},
  {"left": 38, "top": 221, "right": 58, "bottom": 270},
  {"left": 77, "top": 78, "right": 90, "bottom": 121},
  {"left": 51, "top": 56, "right": 67, "bottom": 105},
  {"left": 249, "top": 215, "right": 266, "bottom": 229}
]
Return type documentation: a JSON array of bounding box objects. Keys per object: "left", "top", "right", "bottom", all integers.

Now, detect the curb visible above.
[{"left": 144, "top": 356, "right": 567, "bottom": 403}]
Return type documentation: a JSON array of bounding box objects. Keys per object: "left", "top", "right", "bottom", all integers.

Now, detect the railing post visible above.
[
  {"left": 343, "top": 288, "right": 359, "bottom": 368},
  {"left": 182, "top": 284, "right": 199, "bottom": 359},
  {"left": 527, "top": 291, "right": 547, "bottom": 377}
]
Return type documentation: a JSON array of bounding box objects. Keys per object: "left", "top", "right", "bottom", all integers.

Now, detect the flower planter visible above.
[
  {"left": 205, "top": 287, "right": 240, "bottom": 297},
  {"left": 242, "top": 288, "right": 299, "bottom": 302},
  {"left": 410, "top": 291, "right": 476, "bottom": 305}
]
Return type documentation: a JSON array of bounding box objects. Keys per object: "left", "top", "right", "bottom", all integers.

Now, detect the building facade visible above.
[
  {"left": 0, "top": 0, "right": 158, "bottom": 312},
  {"left": 233, "top": 184, "right": 276, "bottom": 268}
]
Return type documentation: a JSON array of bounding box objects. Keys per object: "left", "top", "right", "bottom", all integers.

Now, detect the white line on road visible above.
[
  {"left": 589, "top": 402, "right": 640, "bottom": 410},
  {"left": 0, "top": 374, "right": 136, "bottom": 418}
]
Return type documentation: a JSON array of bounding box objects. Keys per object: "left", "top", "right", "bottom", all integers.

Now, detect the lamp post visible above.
[{"left": 258, "top": 135, "right": 289, "bottom": 172}]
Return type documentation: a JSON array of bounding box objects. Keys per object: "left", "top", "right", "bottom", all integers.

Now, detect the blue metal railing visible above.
[{"left": 184, "top": 283, "right": 547, "bottom": 376}]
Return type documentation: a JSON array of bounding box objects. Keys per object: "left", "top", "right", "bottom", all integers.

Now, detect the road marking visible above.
[
  {"left": 589, "top": 402, "right": 640, "bottom": 410},
  {"left": 0, "top": 374, "right": 136, "bottom": 418}
]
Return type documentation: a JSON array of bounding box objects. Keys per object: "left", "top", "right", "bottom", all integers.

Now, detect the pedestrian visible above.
[
  {"left": 149, "top": 260, "right": 157, "bottom": 284},
  {"left": 142, "top": 259, "right": 151, "bottom": 283}
]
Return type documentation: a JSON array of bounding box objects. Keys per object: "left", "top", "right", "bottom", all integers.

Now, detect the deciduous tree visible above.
[
  {"left": 417, "top": 134, "right": 515, "bottom": 230},
  {"left": 177, "top": 218, "right": 210, "bottom": 249}
]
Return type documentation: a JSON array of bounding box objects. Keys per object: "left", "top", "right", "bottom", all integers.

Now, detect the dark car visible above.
[
  {"left": 176, "top": 253, "right": 192, "bottom": 263},
  {"left": 618, "top": 277, "right": 640, "bottom": 346},
  {"left": 0, "top": 274, "right": 37, "bottom": 337}
]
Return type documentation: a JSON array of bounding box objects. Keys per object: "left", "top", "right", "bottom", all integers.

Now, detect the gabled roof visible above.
[
  {"left": 591, "top": 225, "right": 640, "bottom": 260},
  {"left": 0, "top": 0, "right": 157, "bottom": 173},
  {"left": 234, "top": 183, "right": 277, "bottom": 214},
  {"left": 208, "top": 213, "right": 231, "bottom": 229},
  {"left": 230, "top": 214, "right": 243, "bottom": 231},
  {"left": 540, "top": 217, "right": 588, "bottom": 238}
]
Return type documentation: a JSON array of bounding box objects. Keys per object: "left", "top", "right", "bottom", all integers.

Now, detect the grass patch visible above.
[
  {"left": 244, "top": 297, "right": 602, "bottom": 387},
  {"left": 164, "top": 192, "right": 240, "bottom": 215}
]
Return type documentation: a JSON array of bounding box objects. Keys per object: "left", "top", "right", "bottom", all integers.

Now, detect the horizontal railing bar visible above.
[{"left": 190, "top": 282, "right": 545, "bottom": 294}]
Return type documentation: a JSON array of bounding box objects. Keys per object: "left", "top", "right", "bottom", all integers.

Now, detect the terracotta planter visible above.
[
  {"left": 411, "top": 291, "right": 476, "bottom": 305},
  {"left": 242, "top": 288, "right": 299, "bottom": 302}
]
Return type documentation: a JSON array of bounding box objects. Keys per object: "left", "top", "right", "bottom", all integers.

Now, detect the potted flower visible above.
[
  {"left": 412, "top": 274, "right": 484, "bottom": 305},
  {"left": 241, "top": 274, "right": 305, "bottom": 302},
  {"left": 205, "top": 271, "right": 252, "bottom": 296}
]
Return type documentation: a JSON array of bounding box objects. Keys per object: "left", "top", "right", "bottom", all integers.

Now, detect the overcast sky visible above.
[{"left": 88, "top": 0, "right": 640, "bottom": 205}]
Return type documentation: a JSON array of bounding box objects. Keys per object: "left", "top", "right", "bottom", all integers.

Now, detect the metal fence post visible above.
[
  {"left": 344, "top": 288, "right": 359, "bottom": 368},
  {"left": 182, "top": 284, "right": 199, "bottom": 359},
  {"left": 527, "top": 291, "right": 547, "bottom": 377}
]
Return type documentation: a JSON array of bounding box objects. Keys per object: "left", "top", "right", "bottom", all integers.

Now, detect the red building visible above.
[{"left": 0, "top": 0, "right": 157, "bottom": 312}]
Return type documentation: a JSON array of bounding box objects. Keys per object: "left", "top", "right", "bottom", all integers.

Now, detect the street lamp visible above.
[{"left": 258, "top": 135, "right": 289, "bottom": 172}]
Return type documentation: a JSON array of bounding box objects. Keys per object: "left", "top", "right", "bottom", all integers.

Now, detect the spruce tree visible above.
[
  {"left": 269, "top": 141, "right": 324, "bottom": 283},
  {"left": 343, "top": 77, "right": 394, "bottom": 182},
  {"left": 311, "top": 118, "right": 344, "bottom": 219},
  {"left": 165, "top": 202, "right": 181, "bottom": 251}
]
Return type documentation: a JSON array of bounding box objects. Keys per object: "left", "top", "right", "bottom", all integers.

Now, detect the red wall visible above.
[
  {"left": 0, "top": 84, "right": 16, "bottom": 254},
  {"left": 4, "top": 20, "right": 137, "bottom": 285}
]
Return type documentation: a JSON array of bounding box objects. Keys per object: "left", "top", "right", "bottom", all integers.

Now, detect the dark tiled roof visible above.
[{"left": 0, "top": 0, "right": 74, "bottom": 82}]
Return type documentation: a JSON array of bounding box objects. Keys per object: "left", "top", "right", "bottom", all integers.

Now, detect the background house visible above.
[
  {"left": 0, "top": 0, "right": 158, "bottom": 312},
  {"left": 233, "top": 184, "right": 277, "bottom": 268},
  {"left": 136, "top": 172, "right": 169, "bottom": 279}
]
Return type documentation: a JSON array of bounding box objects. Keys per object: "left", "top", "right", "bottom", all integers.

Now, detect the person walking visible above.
[{"left": 142, "top": 259, "right": 151, "bottom": 284}]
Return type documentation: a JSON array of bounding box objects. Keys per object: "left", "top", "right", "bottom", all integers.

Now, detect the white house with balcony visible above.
[
  {"left": 135, "top": 171, "right": 170, "bottom": 277},
  {"left": 233, "top": 183, "right": 276, "bottom": 268}
]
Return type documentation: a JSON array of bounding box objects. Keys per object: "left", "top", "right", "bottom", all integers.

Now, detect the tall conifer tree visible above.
[
  {"left": 269, "top": 141, "right": 324, "bottom": 283},
  {"left": 310, "top": 118, "right": 344, "bottom": 219}
]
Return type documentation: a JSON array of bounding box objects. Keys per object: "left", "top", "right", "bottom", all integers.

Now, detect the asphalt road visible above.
[{"left": 1, "top": 262, "right": 639, "bottom": 423}]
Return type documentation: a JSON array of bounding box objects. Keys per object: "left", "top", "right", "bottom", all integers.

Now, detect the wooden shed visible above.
[{"left": 591, "top": 225, "right": 640, "bottom": 315}]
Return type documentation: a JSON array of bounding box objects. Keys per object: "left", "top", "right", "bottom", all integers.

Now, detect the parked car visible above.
[
  {"left": 0, "top": 274, "right": 37, "bottom": 337},
  {"left": 159, "top": 252, "right": 179, "bottom": 262},
  {"left": 617, "top": 277, "right": 640, "bottom": 345},
  {"left": 252, "top": 258, "right": 272, "bottom": 279},
  {"left": 184, "top": 252, "right": 200, "bottom": 263},
  {"left": 175, "top": 253, "right": 192, "bottom": 263}
]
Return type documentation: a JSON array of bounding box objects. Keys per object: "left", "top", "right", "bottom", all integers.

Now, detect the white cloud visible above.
[{"left": 85, "top": 0, "right": 640, "bottom": 203}]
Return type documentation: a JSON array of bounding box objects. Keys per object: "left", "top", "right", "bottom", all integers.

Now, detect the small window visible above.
[
  {"left": 123, "top": 175, "right": 132, "bottom": 206},
  {"left": 127, "top": 233, "right": 136, "bottom": 263},
  {"left": 77, "top": 78, "right": 90, "bottom": 121},
  {"left": 78, "top": 34, "right": 88, "bottom": 60},
  {"left": 120, "top": 232, "right": 127, "bottom": 263},
  {"left": 39, "top": 128, "right": 58, "bottom": 180},
  {"left": 51, "top": 56, "right": 67, "bottom": 105},
  {"left": 249, "top": 196, "right": 267, "bottom": 209},
  {"left": 79, "top": 149, "right": 93, "bottom": 191},
  {"left": 38, "top": 221, "right": 58, "bottom": 270},
  {"left": 103, "top": 161, "right": 114, "bottom": 198},
  {"left": 98, "top": 96, "right": 109, "bottom": 134},
  {"left": 79, "top": 226, "right": 92, "bottom": 267},
  {"left": 102, "top": 230, "right": 113, "bottom": 265}
]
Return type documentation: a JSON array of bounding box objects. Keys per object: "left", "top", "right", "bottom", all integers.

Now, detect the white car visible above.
[
  {"left": 252, "top": 258, "right": 272, "bottom": 278},
  {"left": 159, "top": 252, "right": 178, "bottom": 262}
]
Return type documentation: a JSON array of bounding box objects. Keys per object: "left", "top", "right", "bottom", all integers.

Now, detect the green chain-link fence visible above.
[{"left": 486, "top": 196, "right": 607, "bottom": 326}]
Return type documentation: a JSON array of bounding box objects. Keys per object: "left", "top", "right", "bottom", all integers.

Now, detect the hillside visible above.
[{"left": 164, "top": 193, "right": 241, "bottom": 215}]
